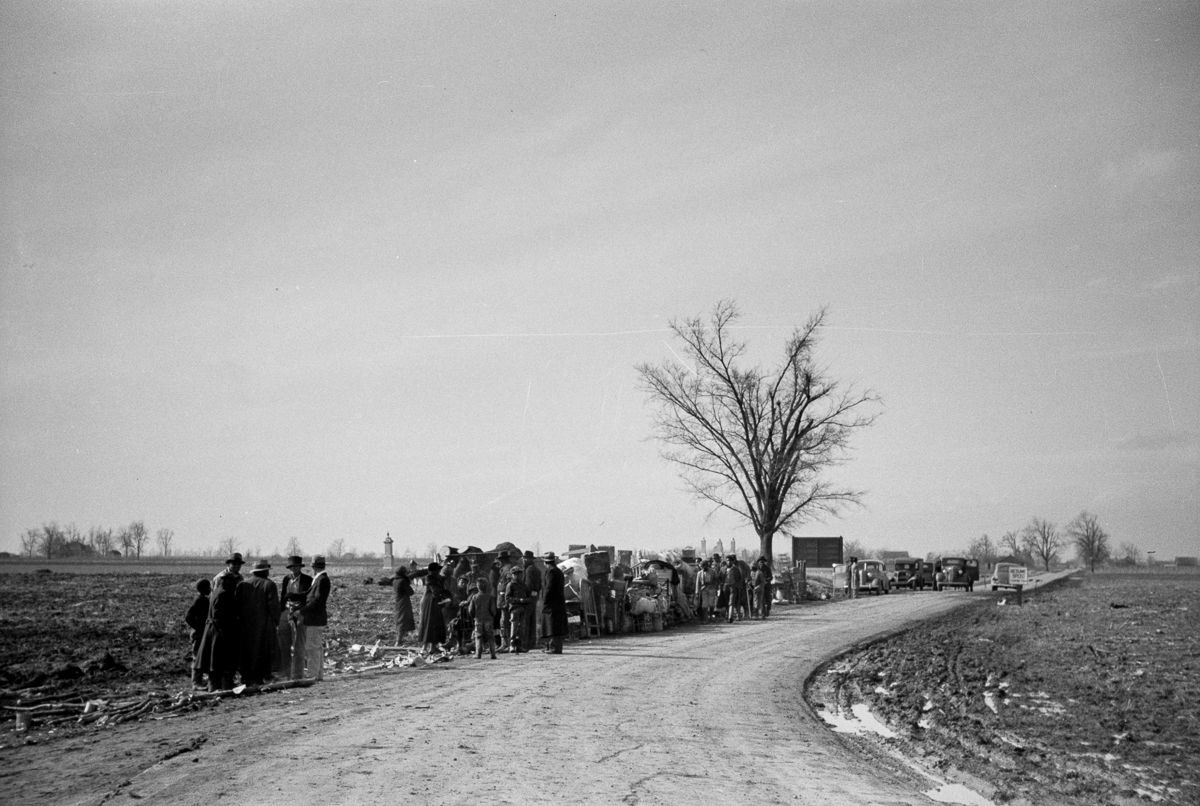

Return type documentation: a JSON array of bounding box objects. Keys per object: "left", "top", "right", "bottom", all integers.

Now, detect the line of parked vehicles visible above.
[{"left": 832, "top": 556, "right": 1029, "bottom": 595}]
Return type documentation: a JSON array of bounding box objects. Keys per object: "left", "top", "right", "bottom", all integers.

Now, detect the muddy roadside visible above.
[{"left": 806, "top": 571, "right": 1199, "bottom": 806}]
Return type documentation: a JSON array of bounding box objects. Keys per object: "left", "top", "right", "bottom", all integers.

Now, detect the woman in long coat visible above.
[
  {"left": 200, "top": 573, "right": 242, "bottom": 690},
  {"left": 393, "top": 565, "right": 416, "bottom": 644},
  {"left": 417, "top": 562, "right": 451, "bottom": 652}
]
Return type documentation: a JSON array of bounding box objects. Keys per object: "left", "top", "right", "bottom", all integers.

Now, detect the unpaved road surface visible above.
[{"left": 2, "top": 593, "right": 979, "bottom": 805}]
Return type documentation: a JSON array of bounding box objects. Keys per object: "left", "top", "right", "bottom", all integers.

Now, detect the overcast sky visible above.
[{"left": 2, "top": 2, "right": 1197, "bottom": 562}]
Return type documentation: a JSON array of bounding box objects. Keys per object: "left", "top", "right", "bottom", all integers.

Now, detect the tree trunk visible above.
[{"left": 757, "top": 530, "right": 774, "bottom": 566}]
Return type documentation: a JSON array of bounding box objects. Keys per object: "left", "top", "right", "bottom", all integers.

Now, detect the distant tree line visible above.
[
  {"left": 210, "top": 535, "right": 379, "bottom": 562},
  {"left": 17, "top": 521, "right": 174, "bottom": 559},
  {"left": 857, "top": 510, "right": 1138, "bottom": 574}
]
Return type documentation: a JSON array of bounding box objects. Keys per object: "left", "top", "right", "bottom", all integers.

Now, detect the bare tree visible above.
[
  {"left": 156, "top": 528, "right": 174, "bottom": 557},
  {"left": 217, "top": 537, "right": 238, "bottom": 557},
  {"left": 1067, "top": 511, "right": 1110, "bottom": 572},
  {"left": 326, "top": 538, "right": 346, "bottom": 559},
  {"left": 1021, "top": 518, "right": 1062, "bottom": 572},
  {"left": 20, "top": 528, "right": 39, "bottom": 557},
  {"left": 1116, "top": 541, "right": 1142, "bottom": 566},
  {"left": 88, "top": 526, "right": 114, "bottom": 556},
  {"left": 999, "top": 530, "right": 1025, "bottom": 561},
  {"left": 425, "top": 542, "right": 440, "bottom": 561},
  {"left": 39, "top": 522, "right": 66, "bottom": 558},
  {"left": 967, "top": 533, "right": 997, "bottom": 569},
  {"left": 125, "top": 521, "right": 150, "bottom": 558},
  {"left": 637, "top": 301, "right": 879, "bottom": 562},
  {"left": 284, "top": 536, "right": 303, "bottom": 557},
  {"left": 843, "top": 539, "right": 869, "bottom": 562}
]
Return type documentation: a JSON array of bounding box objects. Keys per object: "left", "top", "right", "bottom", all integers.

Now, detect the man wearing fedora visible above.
[
  {"left": 212, "top": 551, "right": 244, "bottom": 588},
  {"left": 277, "top": 555, "right": 311, "bottom": 680},
  {"left": 238, "top": 559, "right": 280, "bottom": 686},
  {"left": 521, "top": 551, "right": 541, "bottom": 652},
  {"left": 299, "top": 555, "right": 331, "bottom": 680},
  {"left": 540, "top": 552, "right": 568, "bottom": 654}
]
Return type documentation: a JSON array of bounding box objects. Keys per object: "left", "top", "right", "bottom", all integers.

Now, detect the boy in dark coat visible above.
[
  {"left": 186, "top": 578, "right": 211, "bottom": 688},
  {"left": 503, "top": 571, "right": 530, "bottom": 653},
  {"left": 467, "top": 579, "right": 498, "bottom": 659}
]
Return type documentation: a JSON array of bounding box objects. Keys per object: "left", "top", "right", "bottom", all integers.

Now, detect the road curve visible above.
[{"left": 4, "top": 592, "right": 981, "bottom": 805}]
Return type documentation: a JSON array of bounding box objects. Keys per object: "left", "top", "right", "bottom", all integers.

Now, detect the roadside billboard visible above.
[{"left": 791, "top": 536, "right": 844, "bottom": 568}]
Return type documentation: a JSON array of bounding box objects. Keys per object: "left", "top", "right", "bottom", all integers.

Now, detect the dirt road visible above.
[{"left": 3, "top": 592, "right": 981, "bottom": 805}]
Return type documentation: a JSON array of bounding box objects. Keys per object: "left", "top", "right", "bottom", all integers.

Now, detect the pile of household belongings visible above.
[{"left": 628, "top": 558, "right": 672, "bottom": 616}]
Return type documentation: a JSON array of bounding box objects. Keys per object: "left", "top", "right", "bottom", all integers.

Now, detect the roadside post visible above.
[{"left": 1010, "top": 565, "right": 1028, "bottom": 606}]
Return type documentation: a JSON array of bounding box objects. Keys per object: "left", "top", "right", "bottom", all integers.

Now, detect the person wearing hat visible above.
[
  {"left": 696, "top": 559, "right": 718, "bottom": 624},
  {"left": 467, "top": 577, "right": 498, "bottom": 659},
  {"left": 753, "top": 557, "right": 774, "bottom": 620},
  {"left": 416, "top": 561, "right": 451, "bottom": 653},
  {"left": 238, "top": 559, "right": 280, "bottom": 686},
  {"left": 185, "top": 578, "right": 212, "bottom": 688},
  {"left": 723, "top": 555, "right": 745, "bottom": 622},
  {"left": 202, "top": 572, "right": 242, "bottom": 691},
  {"left": 276, "top": 556, "right": 311, "bottom": 680},
  {"left": 521, "top": 550, "right": 542, "bottom": 652},
  {"left": 211, "top": 551, "right": 245, "bottom": 589},
  {"left": 299, "top": 556, "right": 331, "bottom": 680},
  {"left": 540, "top": 552, "right": 568, "bottom": 654},
  {"left": 502, "top": 565, "right": 531, "bottom": 652},
  {"left": 448, "top": 576, "right": 473, "bottom": 654},
  {"left": 392, "top": 565, "right": 416, "bottom": 645}
]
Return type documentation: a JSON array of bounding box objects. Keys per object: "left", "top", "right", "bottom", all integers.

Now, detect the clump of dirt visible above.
[{"left": 808, "top": 573, "right": 1199, "bottom": 805}]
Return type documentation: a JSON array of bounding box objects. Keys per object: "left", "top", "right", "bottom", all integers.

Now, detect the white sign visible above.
[{"left": 1009, "top": 566, "right": 1028, "bottom": 586}]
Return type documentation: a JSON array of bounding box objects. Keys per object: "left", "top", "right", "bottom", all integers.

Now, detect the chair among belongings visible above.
[{"left": 579, "top": 578, "right": 603, "bottom": 638}]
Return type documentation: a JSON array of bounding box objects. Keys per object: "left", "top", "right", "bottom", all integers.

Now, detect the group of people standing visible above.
[
  {"left": 393, "top": 549, "right": 569, "bottom": 659},
  {"left": 186, "top": 552, "right": 330, "bottom": 691},
  {"left": 693, "top": 554, "right": 775, "bottom": 623}
]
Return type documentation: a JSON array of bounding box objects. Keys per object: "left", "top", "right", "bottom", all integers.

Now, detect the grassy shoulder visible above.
[{"left": 808, "top": 572, "right": 1199, "bottom": 805}]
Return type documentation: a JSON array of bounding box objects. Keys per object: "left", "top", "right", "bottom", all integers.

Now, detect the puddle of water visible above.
[
  {"left": 923, "top": 782, "right": 996, "bottom": 806},
  {"left": 849, "top": 703, "right": 896, "bottom": 738},
  {"left": 816, "top": 704, "right": 896, "bottom": 739}
]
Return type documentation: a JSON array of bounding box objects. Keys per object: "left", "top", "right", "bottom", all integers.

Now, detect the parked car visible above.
[
  {"left": 887, "top": 558, "right": 927, "bottom": 590},
  {"left": 935, "top": 556, "right": 976, "bottom": 591},
  {"left": 990, "top": 562, "right": 1026, "bottom": 591},
  {"left": 857, "top": 559, "right": 891, "bottom": 595}
]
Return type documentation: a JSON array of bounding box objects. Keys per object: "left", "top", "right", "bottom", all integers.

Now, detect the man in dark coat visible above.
[
  {"left": 299, "top": 555, "right": 331, "bottom": 681},
  {"left": 724, "top": 555, "right": 744, "bottom": 623},
  {"left": 540, "top": 552, "right": 568, "bottom": 654},
  {"left": 212, "top": 552, "right": 244, "bottom": 588},
  {"left": 238, "top": 559, "right": 280, "bottom": 685},
  {"left": 203, "top": 573, "right": 241, "bottom": 691},
  {"left": 392, "top": 565, "right": 416, "bottom": 644},
  {"left": 522, "top": 550, "right": 542, "bottom": 650},
  {"left": 277, "top": 555, "right": 311, "bottom": 680}
]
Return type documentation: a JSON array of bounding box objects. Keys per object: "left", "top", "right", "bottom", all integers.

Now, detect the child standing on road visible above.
[{"left": 468, "top": 578, "right": 498, "bottom": 659}]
